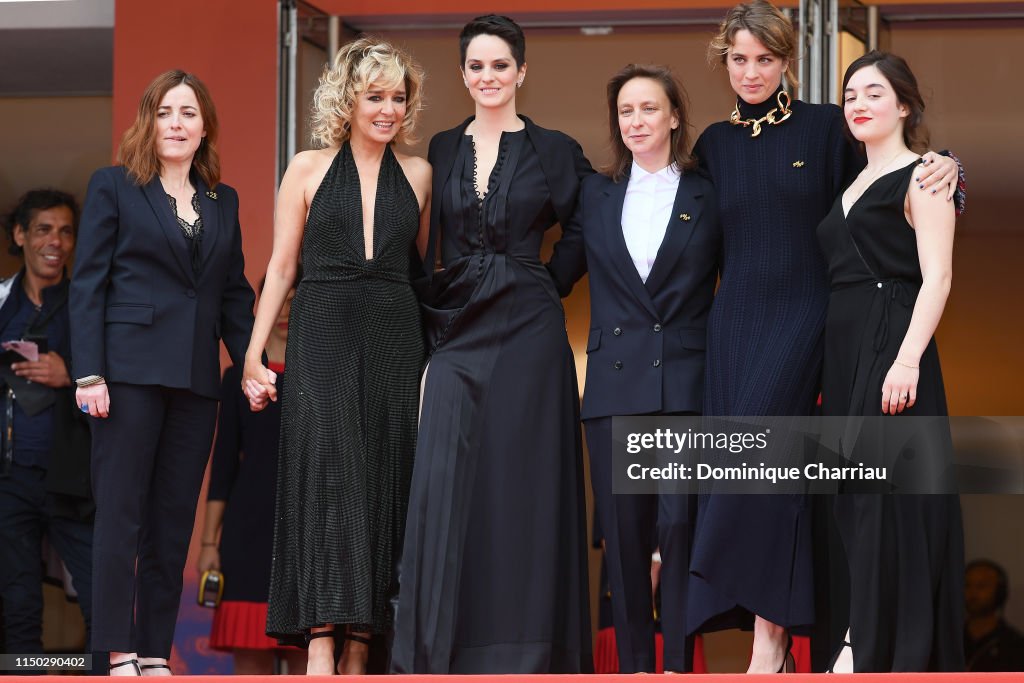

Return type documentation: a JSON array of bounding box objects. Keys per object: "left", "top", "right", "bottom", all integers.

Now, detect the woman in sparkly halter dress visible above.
[{"left": 244, "top": 39, "right": 431, "bottom": 675}]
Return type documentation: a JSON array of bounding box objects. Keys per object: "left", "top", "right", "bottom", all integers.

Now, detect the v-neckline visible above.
[
  {"left": 842, "top": 159, "right": 918, "bottom": 220},
  {"left": 468, "top": 132, "right": 503, "bottom": 202},
  {"left": 348, "top": 142, "right": 390, "bottom": 262}
]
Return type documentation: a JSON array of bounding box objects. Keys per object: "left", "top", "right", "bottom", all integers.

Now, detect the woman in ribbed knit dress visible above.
[{"left": 686, "top": 0, "right": 962, "bottom": 673}]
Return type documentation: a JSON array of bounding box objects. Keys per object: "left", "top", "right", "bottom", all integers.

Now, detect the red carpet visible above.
[{"left": 29, "top": 675, "right": 1024, "bottom": 681}]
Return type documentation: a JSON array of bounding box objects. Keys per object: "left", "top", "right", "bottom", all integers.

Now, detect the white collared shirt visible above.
[{"left": 621, "top": 161, "right": 680, "bottom": 282}]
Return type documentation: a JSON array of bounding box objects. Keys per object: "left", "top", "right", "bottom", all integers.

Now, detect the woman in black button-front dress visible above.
[{"left": 391, "top": 15, "right": 593, "bottom": 674}]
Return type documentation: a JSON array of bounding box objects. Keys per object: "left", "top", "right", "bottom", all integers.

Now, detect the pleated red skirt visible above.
[{"left": 210, "top": 601, "right": 293, "bottom": 651}]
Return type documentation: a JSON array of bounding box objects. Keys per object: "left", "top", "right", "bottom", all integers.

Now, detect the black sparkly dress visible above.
[
  {"left": 817, "top": 160, "right": 964, "bottom": 671},
  {"left": 266, "top": 142, "right": 425, "bottom": 640},
  {"left": 688, "top": 91, "right": 862, "bottom": 639},
  {"left": 391, "top": 127, "right": 592, "bottom": 673}
]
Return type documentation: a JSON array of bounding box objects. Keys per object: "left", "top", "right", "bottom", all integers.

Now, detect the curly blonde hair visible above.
[{"left": 310, "top": 37, "right": 424, "bottom": 148}]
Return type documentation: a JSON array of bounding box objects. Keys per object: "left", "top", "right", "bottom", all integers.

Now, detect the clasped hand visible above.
[{"left": 242, "top": 358, "right": 277, "bottom": 412}]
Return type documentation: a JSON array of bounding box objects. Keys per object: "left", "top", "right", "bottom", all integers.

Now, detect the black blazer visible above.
[
  {"left": 548, "top": 169, "right": 721, "bottom": 420},
  {"left": 70, "top": 166, "right": 255, "bottom": 400},
  {"left": 421, "top": 115, "right": 594, "bottom": 277},
  {"left": 0, "top": 271, "right": 92, "bottom": 507}
]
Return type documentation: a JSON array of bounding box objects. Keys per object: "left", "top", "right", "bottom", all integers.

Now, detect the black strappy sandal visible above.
[
  {"left": 110, "top": 659, "right": 142, "bottom": 675},
  {"left": 777, "top": 635, "right": 795, "bottom": 673},
  {"left": 344, "top": 633, "right": 372, "bottom": 647},
  {"left": 140, "top": 663, "right": 171, "bottom": 674},
  {"left": 826, "top": 639, "right": 853, "bottom": 673},
  {"left": 306, "top": 629, "right": 335, "bottom": 644}
]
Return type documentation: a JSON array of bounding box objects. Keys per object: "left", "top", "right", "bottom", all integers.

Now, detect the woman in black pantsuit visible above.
[
  {"left": 71, "top": 70, "right": 256, "bottom": 675},
  {"left": 547, "top": 64, "right": 720, "bottom": 673}
]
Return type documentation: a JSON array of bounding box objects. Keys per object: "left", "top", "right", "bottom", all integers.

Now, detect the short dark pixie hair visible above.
[
  {"left": 3, "top": 189, "right": 79, "bottom": 257},
  {"left": 459, "top": 15, "right": 526, "bottom": 68}
]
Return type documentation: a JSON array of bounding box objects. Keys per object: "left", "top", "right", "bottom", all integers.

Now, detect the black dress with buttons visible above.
[
  {"left": 817, "top": 160, "right": 964, "bottom": 671},
  {"left": 392, "top": 128, "right": 591, "bottom": 673}
]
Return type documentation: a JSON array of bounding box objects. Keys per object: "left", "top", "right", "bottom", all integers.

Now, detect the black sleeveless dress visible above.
[
  {"left": 266, "top": 142, "right": 425, "bottom": 639},
  {"left": 816, "top": 160, "right": 964, "bottom": 671}
]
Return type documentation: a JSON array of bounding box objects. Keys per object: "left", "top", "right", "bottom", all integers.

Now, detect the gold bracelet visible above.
[{"left": 894, "top": 359, "right": 919, "bottom": 370}]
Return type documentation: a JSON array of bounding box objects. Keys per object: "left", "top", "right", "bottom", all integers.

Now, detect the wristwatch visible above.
[{"left": 75, "top": 375, "right": 105, "bottom": 387}]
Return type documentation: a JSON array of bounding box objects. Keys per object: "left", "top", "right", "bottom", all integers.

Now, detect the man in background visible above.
[
  {"left": 0, "top": 189, "right": 94, "bottom": 663},
  {"left": 965, "top": 558, "right": 1024, "bottom": 671}
]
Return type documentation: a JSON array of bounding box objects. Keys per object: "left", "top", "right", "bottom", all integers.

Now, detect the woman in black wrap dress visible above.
[
  {"left": 816, "top": 51, "right": 962, "bottom": 673},
  {"left": 243, "top": 38, "right": 431, "bottom": 675},
  {"left": 391, "top": 15, "right": 593, "bottom": 674}
]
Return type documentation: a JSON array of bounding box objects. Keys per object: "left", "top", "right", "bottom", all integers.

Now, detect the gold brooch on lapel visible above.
[
  {"left": 792, "top": 161, "right": 805, "bottom": 168},
  {"left": 680, "top": 213, "right": 691, "bottom": 221},
  {"left": 205, "top": 191, "right": 218, "bottom": 200}
]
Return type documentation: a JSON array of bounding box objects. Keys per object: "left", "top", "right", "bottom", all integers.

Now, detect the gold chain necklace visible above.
[{"left": 729, "top": 90, "right": 793, "bottom": 138}]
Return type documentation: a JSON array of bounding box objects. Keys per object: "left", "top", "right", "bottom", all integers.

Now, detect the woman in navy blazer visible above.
[
  {"left": 70, "top": 71, "right": 255, "bottom": 675},
  {"left": 548, "top": 64, "right": 720, "bottom": 673}
]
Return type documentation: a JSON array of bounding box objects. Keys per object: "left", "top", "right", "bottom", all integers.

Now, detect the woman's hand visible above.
[
  {"left": 881, "top": 362, "right": 919, "bottom": 415},
  {"left": 76, "top": 383, "right": 110, "bottom": 418},
  {"left": 197, "top": 544, "right": 221, "bottom": 575},
  {"left": 12, "top": 352, "right": 71, "bottom": 388},
  {"left": 242, "top": 357, "right": 277, "bottom": 412},
  {"left": 915, "top": 152, "right": 958, "bottom": 201}
]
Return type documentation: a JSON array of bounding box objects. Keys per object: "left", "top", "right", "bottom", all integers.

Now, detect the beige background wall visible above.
[
  {"left": 886, "top": 23, "right": 1024, "bottom": 642},
  {"left": 0, "top": 96, "right": 112, "bottom": 273}
]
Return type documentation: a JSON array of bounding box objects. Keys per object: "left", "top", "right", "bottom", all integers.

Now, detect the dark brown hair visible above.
[
  {"left": 3, "top": 189, "right": 79, "bottom": 257},
  {"left": 603, "top": 64, "right": 697, "bottom": 182},
  {"left": 709, "top": 0, "right": 800, "bottom": 92},
  {"left": 119, "top": 70, "right": 220, "bottom": 188},
  {"left": 842, "top": 50, "right": 928, "bottom": 153},
  {"left": 459, "top": 15, "right": 525, "bottom": 68}
]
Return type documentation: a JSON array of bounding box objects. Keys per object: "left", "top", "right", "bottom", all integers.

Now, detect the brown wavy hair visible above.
[
  {"left": 709, "top": 0, "right": 800, "bottom": 92},
  {"left": 843, "top": 50, "right": 929, "bottom": 153},
  {"left": 119, "top": 70, "right": 220, "bottom": 188},
  {"left": 603, "top": 64, "right": 697, "bottom": 183}
]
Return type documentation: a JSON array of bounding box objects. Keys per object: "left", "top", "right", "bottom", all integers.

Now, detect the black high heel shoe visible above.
[
  {"left": 777, "top": 635, "right": 795, "bottom": 673},
  {"left": 337, "top": 632, "right": 372, "bottom": 675},
  {"left": 826, "top": 639, "right": 852, "bottom": 673},
  {"left": 140, "top": 663, "right": 171, "bottom": 675},
  {"left": 110, "top": 659, "right": 142, "bottom": 675}
]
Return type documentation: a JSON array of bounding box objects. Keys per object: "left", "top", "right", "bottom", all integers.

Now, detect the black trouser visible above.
[
  {"left": 585, "top": 415, "right": 696, "bottom": 673},
  {"left": 0, "top": 462, "right": 95, "bottom": 655},
  {"left": 89, "top": 384, "right": 217, "bottom": 657}
]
